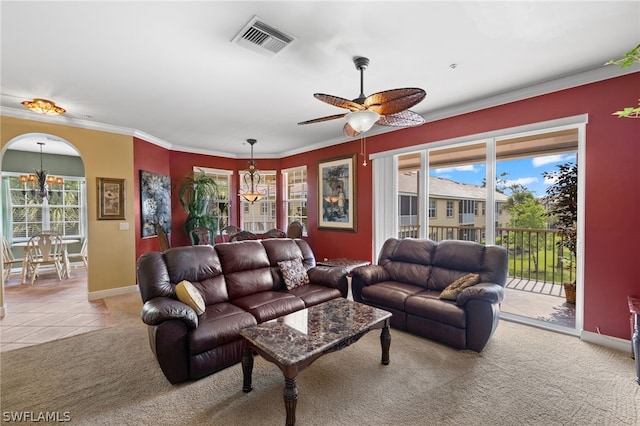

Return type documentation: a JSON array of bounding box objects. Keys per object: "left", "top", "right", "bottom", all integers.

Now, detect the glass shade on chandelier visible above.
[
  {"left": 345, "top": 110, "right": 380, "bottom": 133},
  {"left": 239, "top": 139, "right": 266, "bottom": 204},
  {"left": 19, "top": 142, "right": 64, "bottom": 198},
  {"left": 21, "top": 98, "right": 66, "bottom": 116}
]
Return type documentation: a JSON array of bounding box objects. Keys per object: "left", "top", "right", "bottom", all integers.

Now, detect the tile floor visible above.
[{"left": 0, "top": 265, "right": 114, "bottom": 352}]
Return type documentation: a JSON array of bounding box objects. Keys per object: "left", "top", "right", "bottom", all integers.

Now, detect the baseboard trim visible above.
[
  {"left": 88, "top": 285, "right": 139, "bottom": 301},
  {"left": 581, "top": 330, "right": 632, "bottom": 355}
]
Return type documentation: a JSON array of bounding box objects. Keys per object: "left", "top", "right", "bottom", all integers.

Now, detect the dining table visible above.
[{"left": 12, "top": 239, "right": 81, "bottom": 282}]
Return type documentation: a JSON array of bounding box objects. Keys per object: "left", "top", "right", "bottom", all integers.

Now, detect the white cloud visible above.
[
  {"left": 506, "top": 177, "right": 539, "bottom": 186},
  {"left": 434, "top": 165, "right": 476, "bottom": 173},
  {"left": 544, "top": 173, "right": 558, "bottom": 185},
  {"left": 532, "top": 153, "right": 576, "bottom": 167}
]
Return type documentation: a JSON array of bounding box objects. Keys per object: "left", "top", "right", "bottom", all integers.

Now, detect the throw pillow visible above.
[
  {"left": 175, "top": 280, "right": 205, "bottom": 315},
  {"left": 439, "top": 273, "right": 481, "bottom": 301},
  {"left": 278, "top": 258, "right": 310, "bottom": 290}
]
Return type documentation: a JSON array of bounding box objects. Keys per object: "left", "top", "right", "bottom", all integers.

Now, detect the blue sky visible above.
[{"left": 430, "top": 153, "right": 577, "bottom": 198}]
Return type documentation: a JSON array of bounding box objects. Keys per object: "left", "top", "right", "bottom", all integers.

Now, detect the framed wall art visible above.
[
  {"left": 97, "top": 177, "right": 125, "bottom": 220},
  {"left": 318, "top": 154, "right": 356, "bottom": 231},
  {"left": 140, "top": 170, "right": 172, "bottom": 238}
]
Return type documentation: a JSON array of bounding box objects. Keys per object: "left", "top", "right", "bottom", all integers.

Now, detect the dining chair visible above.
[
  {"left": 263, "top": 228, "right": 286, "bottom": 239},
  {"left": 2, "top": 236, "right": 26, "bottom": 282},
  {"left": 221, "top": 225, "right": 241, "bottom": 242},
  {"left": 22, "top": 233, "right": 65, "bottom": 285},
  {"left": 229, "top": 230, "right": 258, "bottom": 242},
  {"left": 67, "top": 239, "right": 89, "bottom": 269},
  {"left": 287, "top": 221, "right": 304, "bottom": 239},
  {"left": 155, "top": 224, "right": 170, "bottom": 251},
  {"left": 190, "top": 227, "right": 214, "bottom": 246}
]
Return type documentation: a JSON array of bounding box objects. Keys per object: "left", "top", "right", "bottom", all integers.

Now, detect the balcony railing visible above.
[{"left": 398, "top": 224, "right": 575, "bottom": 288}]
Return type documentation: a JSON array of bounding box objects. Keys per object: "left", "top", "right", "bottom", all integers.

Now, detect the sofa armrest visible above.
[
  {"left": 141, "top": 297, "right": 199, "bottom": 329},
  {"left": 351, "top": 265, "right": 390, "bottom": 285},
  {"left": 308, "top": 266, "right": 348, "bottom": 290},
  {"left": 456, "top": 283, "right": 504, "bottom": 306}
]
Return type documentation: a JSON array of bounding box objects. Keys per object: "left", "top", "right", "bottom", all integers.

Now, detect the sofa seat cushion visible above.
[
  {"left": 232, "top": 291, "right": 306, "bottom": 323},
  {"left": 405, "top": 291, "right": 466, "bottom": 328},
  {"left": 360, "top": 281, "right": 424, "bottom": 311},
  {"left": 190, "top": 302, "right": 257, "bottom": 355},
  {"left": 287, "top": 283, "right": 341, "bottom": 308}
]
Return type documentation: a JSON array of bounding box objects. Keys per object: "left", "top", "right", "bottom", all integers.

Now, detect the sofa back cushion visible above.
[
  {"left": 378, "top": 238, "right": 436, "bottom": 288},
  {"left": 215, "top": 240, "right": 274, "bottom": 299},
  {"left": 428, "top": 240, "right": 508, "bottom": 291},
  {"left": 163, "top": 245, "right": 229, "bottom": 305},
  {"left": 136, "top": 246, "right": 228, "bottom": 305},
  {"left": 261, "top": 238, "right": 316, "bottom": 290}
]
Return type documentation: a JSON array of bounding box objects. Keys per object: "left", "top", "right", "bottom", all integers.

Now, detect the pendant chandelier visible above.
[
  {"left": 19, "top": 142, "right": 64, "bottom": 198},
  {"left": 239, "top": 139, "right": 266, "bottom": 204}
]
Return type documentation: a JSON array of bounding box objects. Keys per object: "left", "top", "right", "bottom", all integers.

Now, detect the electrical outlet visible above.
[{"left": 119, "top": 222, "right": 129, "bottom": 231}]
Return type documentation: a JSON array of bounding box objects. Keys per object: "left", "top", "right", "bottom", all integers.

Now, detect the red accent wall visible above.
[{"left": 134, "top": 73, "right": 640, "bottom": 341}]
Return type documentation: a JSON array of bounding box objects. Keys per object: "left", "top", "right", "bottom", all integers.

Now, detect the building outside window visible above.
[
  {"left": 428, "top": 200, "right": 436, "bottom": 218},
  {"left": 282, "top": 167, "right": 307, "bottom": 233},
  {"left": 5, "top": 174, "right": 84, "bottom": 241},
  {"left": 446, "top": 201, "right": 454, "bottom": 217},
  {"left": 198, "top": 168, "right": 232, "bottom": 233},
  {"left": 240, "top": 171, "right": 276, "bottom": 231}
]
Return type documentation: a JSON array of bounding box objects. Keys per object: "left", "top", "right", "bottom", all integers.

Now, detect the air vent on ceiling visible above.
[{"left": 232, "top": 16, "right": 295, "bottom": 57}]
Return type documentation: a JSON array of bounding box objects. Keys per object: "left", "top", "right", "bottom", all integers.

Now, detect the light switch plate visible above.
[{"left": 119, "top": 222, "right": 129, "bottom": 231}]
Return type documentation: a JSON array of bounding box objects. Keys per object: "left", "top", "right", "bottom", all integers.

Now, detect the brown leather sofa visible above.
[
  {"left": 137, "top": 238, "right": 348, "bottom": 384},
  {"left": 351, "top": 238, "right": 508, "bottom": 352}
]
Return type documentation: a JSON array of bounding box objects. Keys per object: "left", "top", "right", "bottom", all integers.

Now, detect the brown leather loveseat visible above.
[
  {"left": 351, "top": 238, "right": 508, "bottom": 352},
  {"left": 137, "top": 238, "right": 348, "bottom": 384}
]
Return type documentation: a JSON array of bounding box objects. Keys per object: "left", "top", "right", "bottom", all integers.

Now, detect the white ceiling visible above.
[{"left": 1, "top": 1, "right": 639, "bottom": 158}]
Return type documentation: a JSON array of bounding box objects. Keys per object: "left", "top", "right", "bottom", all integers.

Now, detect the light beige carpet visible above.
[{"left": 1, "top": 292, "right": 638, "bottom": 425}]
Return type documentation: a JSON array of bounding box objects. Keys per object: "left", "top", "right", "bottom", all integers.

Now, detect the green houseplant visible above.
[
  {"left": 176, "top": 169, "right": 220, "bottom": 245},
  {"left": 543, "top": 162, "right": 577, "bottom": 304}
]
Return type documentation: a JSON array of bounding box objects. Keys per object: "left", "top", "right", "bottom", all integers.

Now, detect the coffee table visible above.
[{"left": 240, "top": 298, "right": 392, "bottom": 426}]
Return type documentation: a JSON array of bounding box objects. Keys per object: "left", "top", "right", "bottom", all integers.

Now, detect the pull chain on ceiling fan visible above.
[{"left": 298, "top": 56, "right": 427, "bottom": 137}]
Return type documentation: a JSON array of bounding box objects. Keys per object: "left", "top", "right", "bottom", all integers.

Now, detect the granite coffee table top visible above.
[{"left": 240, "top": 297, "right": 391, "bottom": 366}]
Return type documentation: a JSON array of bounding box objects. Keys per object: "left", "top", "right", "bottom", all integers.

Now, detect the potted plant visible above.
[
  {"left": 175, "top": 169, "right": 220, "bottom": 245},
  {"left": 543, "top": 162, "right": 577, "bottom": 304}
]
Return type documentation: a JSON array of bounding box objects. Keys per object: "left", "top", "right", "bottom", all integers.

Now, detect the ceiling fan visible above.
[{"left": 298, "top": 56, "right": 426, "bottom": 137}]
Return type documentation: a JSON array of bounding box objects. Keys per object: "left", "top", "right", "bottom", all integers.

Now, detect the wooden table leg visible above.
[
  {"left": 380, "top": 319, "right": 391, "bottom": 365},
  {"left": 242, "top": 345, "right": 254, "bottom": 393},
  {"left": 283, "top": 375, "right": 298, "bottom": 426}
]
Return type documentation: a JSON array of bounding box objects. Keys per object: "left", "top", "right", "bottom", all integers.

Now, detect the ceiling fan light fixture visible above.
[
  {"left": 21, "top": 98, "right": 66, "bottom": 116},
  {"left": 345, "top": 110, "right": 380, "bottom": 133}
]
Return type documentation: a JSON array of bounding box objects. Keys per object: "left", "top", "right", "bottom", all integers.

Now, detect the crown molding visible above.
[
  {"left": 421, "top": 64, "right": 640, "bottom": 124},
  {"left": 3, "top": 64, "right": 638, "bottom": 158}
]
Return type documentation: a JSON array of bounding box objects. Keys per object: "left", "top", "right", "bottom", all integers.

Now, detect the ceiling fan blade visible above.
[
  {"left": 364, "top": 88, "right": 426, "bottom": 115},
  {"left": 377, "top": 110, "right": 426, "bottom": 127},
  {"left": 314, "top": 93, "right": 365, "bottom": 111},
  {"left": 343, "top": 122, "right": 361, "bottom": 138},
  {"left": 297, "top": 113, "right": 347, "bottom": 125}
]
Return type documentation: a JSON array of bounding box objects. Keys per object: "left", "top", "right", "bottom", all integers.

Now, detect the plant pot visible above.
[{"left": 564, "top": 282, "right": 576, "bottom": 305}]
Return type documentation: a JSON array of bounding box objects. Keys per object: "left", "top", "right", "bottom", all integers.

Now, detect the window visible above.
[
  {"left": 198, "top": 168, "right": 232, "bottom": 231},
  {"left": 6, "top": 174, "right": 85, "bottom": 241},
  {"left": 446, "top": 201, "right": 454, "bottom": 217},
  {"left": 459, "top": 200, "right": 475, "bottom": 224},
  {"left": 283, "top": 167, "right": 307, "bottom": 233},
  {"left": 428, "top": 200, "right": 436, "bottom": 218},
  {"left": 240, "top": 170, "right": 276, "bottom": 231}
]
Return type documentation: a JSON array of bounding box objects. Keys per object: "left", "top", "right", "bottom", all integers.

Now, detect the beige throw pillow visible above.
[
  {"left": 278, "top": 258, "right": 310, "bottom": 290},
  {"left": 439, "top": 273, "right": 481, "bottom": 300},
  {"left": 175, "top": 280, "right": 205, "bottom": 315}
]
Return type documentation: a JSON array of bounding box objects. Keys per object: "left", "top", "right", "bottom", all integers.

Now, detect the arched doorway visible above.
[{"left": 0, "top": 133, "right": 105, "bottom": 351}]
